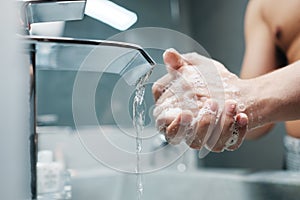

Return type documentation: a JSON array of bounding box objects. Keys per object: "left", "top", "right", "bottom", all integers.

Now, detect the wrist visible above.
[
  {"left": 238, "top": 78, "right": 263, "bottom": 130},
  {"left": 239, "top": 77, "right": 276, "bottom": 130}
]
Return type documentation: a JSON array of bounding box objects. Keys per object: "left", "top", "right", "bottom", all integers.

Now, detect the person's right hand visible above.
[{"left": 152, "top": 49, "right": 249, "bottom": 152}]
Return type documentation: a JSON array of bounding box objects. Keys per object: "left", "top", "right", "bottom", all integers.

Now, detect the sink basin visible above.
[{"left": 71, "top": 169, "right": 300, "bottom": 200}]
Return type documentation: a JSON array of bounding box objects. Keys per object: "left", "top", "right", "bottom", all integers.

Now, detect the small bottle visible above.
[
  {"left": 284, "top": 135, "right": 300, "bottom": 171},
  {"left": 37, "top": 150, "right": 71, "bottom": 199}
]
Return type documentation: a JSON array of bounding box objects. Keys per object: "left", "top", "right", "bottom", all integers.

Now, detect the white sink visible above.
[{"left": 71, "top": 169, "right": 300, "bottom": 200}]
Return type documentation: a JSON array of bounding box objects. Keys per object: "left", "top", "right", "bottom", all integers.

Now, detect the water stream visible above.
[{"left": 132, "top": 67, "right": 154, "bottom": 200}]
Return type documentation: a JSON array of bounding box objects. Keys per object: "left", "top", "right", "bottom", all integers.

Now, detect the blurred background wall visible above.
[{"left": 36, "top": 0, "right": 285, "bottom": 170}]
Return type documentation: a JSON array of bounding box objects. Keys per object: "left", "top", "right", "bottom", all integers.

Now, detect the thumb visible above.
[{"left": 163, "top": 48, "right": 188, "bottom": 71}]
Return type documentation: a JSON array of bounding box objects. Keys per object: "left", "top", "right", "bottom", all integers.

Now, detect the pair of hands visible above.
[{"left": 152, "top": 49, "right": 249, "bottom": 152}]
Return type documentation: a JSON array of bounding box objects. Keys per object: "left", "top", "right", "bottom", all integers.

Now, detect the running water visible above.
[
  {"left": 133, "top": 84, "right": 145, "bottom": 200},
  {"left": 132, "top": 68, "right": 154, "bottom": 200}
]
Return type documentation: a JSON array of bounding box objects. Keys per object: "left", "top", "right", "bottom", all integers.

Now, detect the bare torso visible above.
[{"left": 261, "top": 0, "right": 300, "bottom": 137}]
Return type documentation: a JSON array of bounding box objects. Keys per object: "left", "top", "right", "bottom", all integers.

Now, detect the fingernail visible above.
[
  {"left": 163, "top": 48, "right": 176, "bottom": 58},
  {"left": 236, "top": 113, "right": 248, "bottom": 127}
]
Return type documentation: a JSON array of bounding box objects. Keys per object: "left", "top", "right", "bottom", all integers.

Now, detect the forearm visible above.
[
  {"left": 241, "top": 61, "right": 300, "bottom": 129},
  {"left": 245, "top": 123, "right": 274, "bottom": 140}
]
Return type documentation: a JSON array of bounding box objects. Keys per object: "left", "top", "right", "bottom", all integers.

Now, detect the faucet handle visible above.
[{"left": 18, "top": 0, "right": 87, "bottom": 32}]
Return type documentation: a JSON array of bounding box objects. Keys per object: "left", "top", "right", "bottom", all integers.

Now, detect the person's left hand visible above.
[{"left": 152, "top": 49, "right": 248, "bottom": 152}]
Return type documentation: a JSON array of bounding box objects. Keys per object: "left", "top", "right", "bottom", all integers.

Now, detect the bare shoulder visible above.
[
  {"left": 245, "top": 0, "right": 299, "bottom": 29},
  {"left": 245, "top": 0, "right": 264, "bottom": 19},
  {"left": 245, "top": 0, "right": 300, "bottom": 62},
  {"left": 244, "top": 0, "right": 267, "bottom": 37},
  {"left": 259, "top": 0, "right": 300, "bottom": 62}
]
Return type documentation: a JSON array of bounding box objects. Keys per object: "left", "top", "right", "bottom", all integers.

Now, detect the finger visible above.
[
  {"left": 182, "top": 53, "right": 224, "bottom": 74},
  {"left": 225, "top": 113, "right": 248, "bottom": 151},
  {"left": 186, "top": 100, "right": 218, "bottom": 150},
  {"left": 181, "top": 52, "right": 210, "bottom": 66},
  {"left": 156, "top": 78, "right": 191, "bottom": 105},
  {"left": 209, "top": 100, "right": 238, "bottom": 152},
  {"left": 152, "top": 74, "right": 175, "bottom": 102},
  {"left": 156, "top": 86, "right": 177, "bottom": 105},
  {"left": 156, "top": 115, "right": 175, "bottom": 133},
  {"left": 166, "top": 110, "right": 193, "bottom": 145},
  {"left": 155, "top": 108, "right": 182, "bottom": 132},
  {"left": 153, "top": 96, "right": 178, "bottom": 118},
  {"left": 163, "top": 48, "right": 189, "bottom": 71}
]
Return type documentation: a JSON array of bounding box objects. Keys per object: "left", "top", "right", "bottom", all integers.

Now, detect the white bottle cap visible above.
[{"left": 38, "top": 150, "right": 53, "bottom": 163}]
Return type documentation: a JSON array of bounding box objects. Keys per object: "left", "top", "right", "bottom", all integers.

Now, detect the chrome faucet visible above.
[
  {"left": 18, "top": 0, "right": 87, "bottom": 34},
  {"left": 18, "top": 1, "right": 85, "bottom": 198},
  {"left": 19, "top": 1, "right": 155, "bottom": 199}
]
